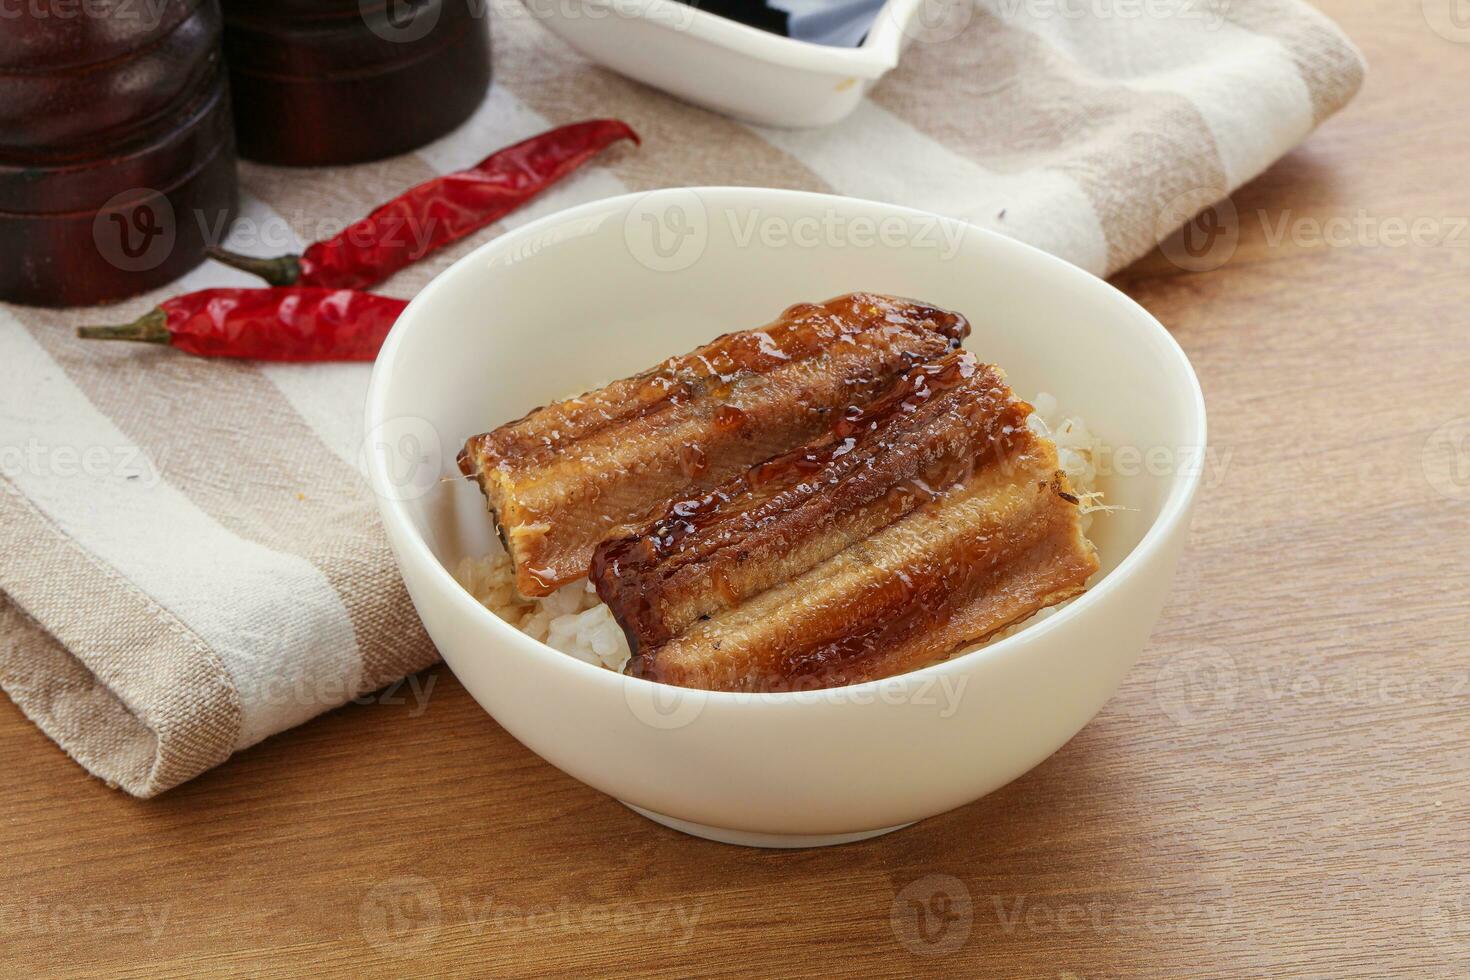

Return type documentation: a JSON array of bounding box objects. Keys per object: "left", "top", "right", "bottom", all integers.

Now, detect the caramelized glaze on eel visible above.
[
  {"left": 592, "top": 350, "right": 1100, "bottom": 691},
  {"left": 459, "top": 294, "right": 968, "bottom": 597}
]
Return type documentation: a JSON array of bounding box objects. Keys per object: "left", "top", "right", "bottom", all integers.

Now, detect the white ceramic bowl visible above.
[
  {"left": 366, "top": 187, "right": 1206, "bottom": 848},
  {"left": 519, "top": 0, "right": 929, "bottom": 127}
]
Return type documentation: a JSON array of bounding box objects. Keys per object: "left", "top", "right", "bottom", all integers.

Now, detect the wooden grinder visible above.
[
  {"left": 222, "top": 0, "right": 493, "bottom": 166},
  {"left": 0, "top": 0, "right": 239, "bottom": 307}
]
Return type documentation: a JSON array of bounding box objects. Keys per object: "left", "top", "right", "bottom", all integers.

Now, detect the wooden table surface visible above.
[{"left": 5, "top": 2, "right": 1467, "bottom": 976}]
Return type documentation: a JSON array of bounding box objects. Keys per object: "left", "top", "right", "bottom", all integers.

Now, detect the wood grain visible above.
[{"left": 3, "top": 2, "right": 1467, "bottom": 975}]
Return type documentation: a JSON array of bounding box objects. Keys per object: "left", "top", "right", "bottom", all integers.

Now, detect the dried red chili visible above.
[
  {"left": 76, "top": 288, "right": 408, "bottom": 361},
  {"left": 206, "top": 119, "right": 639, "bottom": 290}
]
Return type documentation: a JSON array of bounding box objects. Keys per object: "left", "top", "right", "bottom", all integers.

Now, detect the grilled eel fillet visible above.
[
  {"left": 591, "top": 350, "right": 1100, "bottom": 691},
  {"left": 458, "top": 293, "right": 969, "bottom": 597}
]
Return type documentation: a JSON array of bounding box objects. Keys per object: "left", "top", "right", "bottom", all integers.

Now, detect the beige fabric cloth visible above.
[{"left": 0, "top": 2, "right": 1363, "bottom": 796}]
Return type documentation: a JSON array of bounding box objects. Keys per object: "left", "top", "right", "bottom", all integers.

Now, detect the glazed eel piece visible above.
[
  {"left": 591, "top": 350, "right": 1099, "bottom": 691},
  {"left": 458, "top": 293, "right": 968, "bottom": 597}
]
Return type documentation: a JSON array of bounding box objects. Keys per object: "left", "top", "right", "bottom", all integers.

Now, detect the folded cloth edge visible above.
[{"left": 0, "top": 476, "right": 241, "bottom": 797}]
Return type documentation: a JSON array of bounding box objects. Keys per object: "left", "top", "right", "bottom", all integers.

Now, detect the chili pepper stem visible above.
[
  {"left": 203, "top": 245, "right": 302, "bottom": 287},
  {"left": 77, "top": 308, "right": 171, "bottom": 345}
]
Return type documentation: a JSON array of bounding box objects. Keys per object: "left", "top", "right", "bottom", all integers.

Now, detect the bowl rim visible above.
[
  {"left": 523, "top": 0, "right": 922, "bottom": 78},
  {"left": 367, "top": 186, "right": 1208, "bottom": 706}
]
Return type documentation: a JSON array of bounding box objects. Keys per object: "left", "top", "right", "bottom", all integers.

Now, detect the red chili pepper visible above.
[
  {"left": 206, "top": 119, "right": 639, "bottom": 290},
  {"left": 76, "top": 288, "right": 408, "bottom": 361}
]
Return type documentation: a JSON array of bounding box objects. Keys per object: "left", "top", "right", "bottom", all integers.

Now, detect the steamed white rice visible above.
[{"left": 455, "top": 393, "right": 1105, "bottom": 673}]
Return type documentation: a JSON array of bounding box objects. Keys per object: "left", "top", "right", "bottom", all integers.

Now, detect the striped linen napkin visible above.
[{"left": 0, "top": 1, "right": 1363, "bottom": 796}]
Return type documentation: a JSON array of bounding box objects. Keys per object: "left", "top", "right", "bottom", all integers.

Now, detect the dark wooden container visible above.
[
  {"left": 0, "top": 1, "right": 239, "bottom": 308},
  {"left": 222, "top": 0, "right": 492, "bottom": 167}
]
